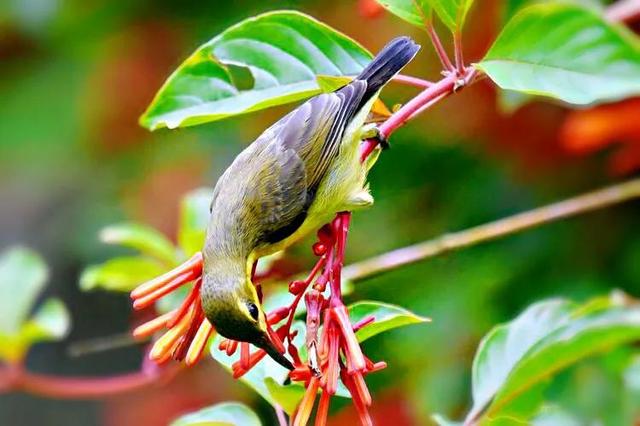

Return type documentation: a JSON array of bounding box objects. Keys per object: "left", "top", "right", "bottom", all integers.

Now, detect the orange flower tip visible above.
[
  {"left": 293, "top": 377, "right": 320, "bottom": 426},
  {"left": 185, "top": 321, "right": 213, "bottom": 366},
  {"left": 371, "top": 361, "right": 387, "bottom": 372},
  {"left": 130, "top": 252, "right": 203, "bottom": 300}
]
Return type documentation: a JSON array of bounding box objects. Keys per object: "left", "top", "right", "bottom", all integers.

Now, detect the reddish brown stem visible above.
[{"left": 0, "top": 363, "right": 179, "bottom": 399}]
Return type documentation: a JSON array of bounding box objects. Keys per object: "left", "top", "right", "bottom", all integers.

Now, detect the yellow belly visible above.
[{"left": 247, "top": 96, "right": 378, "bottom": 272}]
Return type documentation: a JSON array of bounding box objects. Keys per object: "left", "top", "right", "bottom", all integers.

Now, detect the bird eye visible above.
[{"left": 247, "top": 302, "right": 259, "bottom": 321}]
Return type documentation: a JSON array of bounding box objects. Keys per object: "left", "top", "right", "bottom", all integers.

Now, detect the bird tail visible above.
[{"left": 356, "top": 36, "right": 421, "bottom": 99}]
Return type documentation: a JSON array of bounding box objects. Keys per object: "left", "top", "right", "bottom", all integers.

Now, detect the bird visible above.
[{"left": 201, "top": 36, "right": 420, "bottom": 370}]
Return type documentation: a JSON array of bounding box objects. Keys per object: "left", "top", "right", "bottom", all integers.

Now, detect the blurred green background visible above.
[{"left": 1, "top": 0, "right": 639, "bottom": 424}]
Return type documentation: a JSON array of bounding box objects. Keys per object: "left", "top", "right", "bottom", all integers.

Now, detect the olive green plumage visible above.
[{"left": 201, "top": 37, "right": 420, "bottom": 370}]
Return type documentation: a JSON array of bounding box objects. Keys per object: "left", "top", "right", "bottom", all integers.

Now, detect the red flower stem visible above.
[
  {"left": 0, "top": 362, "right": 179, "bottom": 399},
  {"left": 360, "top": 73, "right": 459, "bottom": 161},
  {"left": 454, "top": 31, "right": 465, "bottom": 75},
  {"left": 427, "top": 24, "right": 455, "bottom": 72},
  {"left": 393, "top": 74, "right": 434, "bottom": 88}
]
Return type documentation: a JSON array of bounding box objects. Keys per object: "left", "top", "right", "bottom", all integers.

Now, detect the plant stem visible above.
[
  {"left": 427, "top": 24, "right": 455, "bottom": 72},
  {"left": 360, "top": 72, "right": 463, "bottom": 160},
  {"left": 0, "top": 362, "right": 180, "bottom": 399},
  {"left": 393, "top": 74, "right": 434, "bottom": 88},
  {"left": 342, "top": 178, "right": 640, "bottom": 282},
  {"left": 454, "top": 31, "right": 465, "bottom": 75}
]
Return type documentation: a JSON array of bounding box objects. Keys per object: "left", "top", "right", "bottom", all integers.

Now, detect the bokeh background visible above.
[{"left": 1, "top": 0, "right": 639, "bottom": 424}]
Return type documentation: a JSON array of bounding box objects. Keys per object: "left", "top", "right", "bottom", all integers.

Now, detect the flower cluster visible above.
[{"left": 129, "top": 212, "right": 384, "bottom": 425}]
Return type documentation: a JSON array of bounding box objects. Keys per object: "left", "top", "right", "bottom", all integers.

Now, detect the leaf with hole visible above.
[{"left": 140, "top": 11, "right": 372, "bottom": 130}]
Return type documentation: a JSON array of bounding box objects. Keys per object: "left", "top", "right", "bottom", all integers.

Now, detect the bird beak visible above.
[{"left": 256, "top": 333, "right": 294, "bottom": 371}]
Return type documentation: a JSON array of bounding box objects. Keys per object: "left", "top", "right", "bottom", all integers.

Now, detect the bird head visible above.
[{"left": 201, "top": 266, "right": 294, "bottom": 371}]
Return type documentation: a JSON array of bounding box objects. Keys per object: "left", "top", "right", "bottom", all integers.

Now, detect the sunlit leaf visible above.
[
  {"left": 100, "top": 222, "right": 177, "bottom": 265},
  {"left": 426, "top": 0, "right": 475, "bottom": 31},
  {"left": 348, "top": 300, "right": 430, "bottom": 342},
  {"left": 0, "top": 248, "right": 70, "bottom": 362},
  {"left": 178, "top": 187, "right": 213, "bottom": 256},
  {"left": 0, "top": 247, "right": 48, "bottom": 335},
  {"left": 140, "top": 11, "right": 372, "bottom": 130},
  {"left": 375, "top": 0, "right": 431, "bottom": 28},
  {"left": 170, "top": 402, "right": 261, "bottom": 426},
  {"left": 264, "top": 377, "right": 306, "bottom": 414},
  {"left": 80, "top": 256, "right": 165, "bottom": 292},
  {"left": 20, "top": 298, "right": 70, "bottom": 345},
  {"left": 477, "top": 3, "right": 640, "bottom": 105}
]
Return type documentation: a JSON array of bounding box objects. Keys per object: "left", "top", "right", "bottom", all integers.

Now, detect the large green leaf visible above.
[
  {"left": 80, "top": 256, "right": 165, "bottom": 292},
  {"left": 375, "top": 0, "right": 431, "bottom": 28},
  {"left": 0, "top": 247, "right": 48, "bottom": 335},
  {"left": 426, "top": 0, "right": 475, "bottom": 31},
  {"left": 178, "top": 187, "right": 213, "bottom": 256},
  {"left": 465, "top": 294, "right": 640, "bottom": 423},
  {"left": 467, "top": 299, "right": 574, "bottom": 420},
  {"left": 170, "top": 402, "right": 261, "bottom": 426},
  {"left": 348, "top": 300, "right": 430, "bottom": 342},
  {"left": 477, "top": 3, "right": 640, "bottom": 105},
  {"left": 140, "top": 11, "right": 371, "bottom": 130},
  {"left": 100, "top": 222, "right": 177, "bottom": 265}
]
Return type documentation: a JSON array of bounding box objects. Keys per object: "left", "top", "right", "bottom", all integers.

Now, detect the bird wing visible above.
[{"left": 247, "top": 80, "right": 368, "bottom": 246}]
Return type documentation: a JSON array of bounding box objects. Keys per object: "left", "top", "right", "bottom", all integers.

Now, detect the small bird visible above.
[{"left": 201, "top": 37, "right": 420, "bottom": 370}]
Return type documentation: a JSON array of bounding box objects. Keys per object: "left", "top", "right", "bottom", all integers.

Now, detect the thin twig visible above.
[
  {"left": 454, "top": 31, "right": 465, "bottom": 75},
  {"left": 427, "top": 25, "right": 456, "bottom": 72},
  {"left": 343, "top": 178, "right": 640, "bottom": 282},
  {"left": 393, "top": 74, "right": 435, "bottom": 88}
]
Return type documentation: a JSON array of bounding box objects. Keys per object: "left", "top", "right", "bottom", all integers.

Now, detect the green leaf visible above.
[
  {"left": 467, "top": 299, "right": 574, "bottom": 420},
  {"left": 427, "top": 0, "right": 475, "bottom": 31},
  {"left": 210, "top": 320, "right": 350, "bottom": 414},
  {"left": 20, "top": 298, "right": 70, "bottom": 345},
  {"left": 140, "top": 11, "right": 372, "bottom": 130},
  {"left": 170, "top": 402, "right": 261, "bottom": 426},
  {"left": 375, "top": 0, "right": 431, "bottom": 28},
  {"left": 477, "top": 3, "right": 640, "bottom": 105},
  {"left": 0, "top": 247, "right": 48, "bottom": 335},
  {"left": 347, "top": 300, "right": 430, "bottom": 342},
  {"left": 100, "top": 222, "right": 177, "bottom": 265},
  {"left": 210, "top": 333, "right": 293, "bottom": 413},
  {"left": 178, "top": 187, "right": 213, "bottom": 256},
  {"left": 80, "top": 256, "right": 165, "bottom": 292},
  {"left": 316, "top": 74, "right": 352, "bottom": 93},
  {"left": 531, "top": 405, "right": 582, "bottom": 426},
  {"left": 466, "top": 294, "right": 640, "bottom": 423},
  {"left": 264, "top": 377, "right": 306, "bottom": 414}
]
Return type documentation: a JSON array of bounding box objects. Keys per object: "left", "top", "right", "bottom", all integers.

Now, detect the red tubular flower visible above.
[
  {"left": 128, "top": 211, "right": 384, "bottom": 426},
  {"left": 130, "top": 253, "right": 213, "bottom": 366}
]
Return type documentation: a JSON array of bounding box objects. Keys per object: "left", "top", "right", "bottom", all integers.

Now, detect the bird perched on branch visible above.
[{"left": 202, "top": 36, "right": 420, "bottom": 370}]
